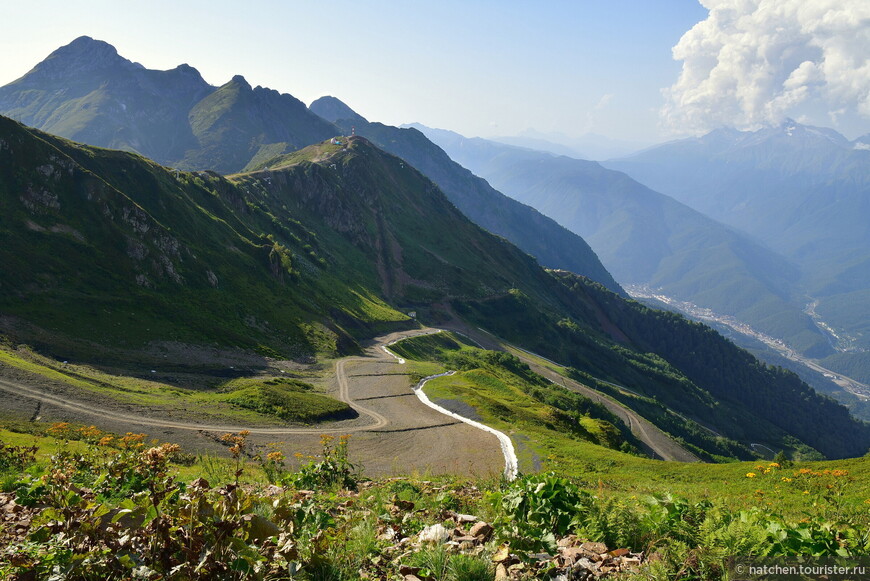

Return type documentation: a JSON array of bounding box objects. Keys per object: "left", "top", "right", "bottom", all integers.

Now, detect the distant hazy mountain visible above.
[
  {"left": 606, "top": 121, "right": 870, "bottom": 381},
  {"left": 310, "top": 97, "right": 624, "bottom": 294},
  {"left": 605, "top": 121, "right": 869, "bottom": 264},
  {"left": 0, "top": 36, "right": 337, "bottom": 173},
  {"left": 410, "top": 123, "right": 832, "bottom": 358},
  {"left": 490, "top": 129, "right": 647, "bottom": 160}
]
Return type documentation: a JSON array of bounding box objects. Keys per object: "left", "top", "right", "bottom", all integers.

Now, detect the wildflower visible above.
[
  {"left": 746, "top": 472, "right": 757, "bottom": 478},
  {"left": 120, "top": 433, "right": 146, "bottom": 449},
  {"left": 78, "top": 425, "right": 102, "bottom": 439},
  {"left": 803, "top": 490, "right": 810, "bottom": 495},
  {"left": 267, "top": 451, "right": 285, "bottom": 463},
  {"left": 98, "top": 436, "right": 114, "bottom": 446},
  {"left": 768, "top": 462, "right": 780, "bottom": 468},
  {"left": 864, "top": 499, "right": 870, "bottom": 505},
  {"left": 781, "top": 477, "right": 792, "bottom": 483},
  {"left": 831, "top": 469, "right": 848, "bottom": 477},
  {"left": 140, "top": 443, "right": 181, "bottom": 467},
  {"left": 42, "top": 468, "right": 71, "bottom": 485}
]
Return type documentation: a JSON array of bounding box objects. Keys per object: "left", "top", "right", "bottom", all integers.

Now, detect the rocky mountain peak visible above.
[
  {"left": 229, "top": 74, "right": 251, "bottom": 88},
  {"left": 310, "top": 96, "right": 368, "bottom": 125},
  {"left": 24, "top": 36, "right": 135, "bottom": 81}
]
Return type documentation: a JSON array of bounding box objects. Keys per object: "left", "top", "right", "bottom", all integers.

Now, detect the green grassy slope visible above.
[
  {"left": 308, "top": 97, "right": 624, "bottom": 294},
  {"left": 238, "top": 138, "right": 562, "bottom": 308},
  {"left": 451, "top": 274, "right": 870, "bottom": 460},
  {"left": 0, "top": 117, "right": 407, "bottom": 363},
  {"left": 183, "top": 76, "right": 337, "bottom": 173},
  {"left": 388, "top": 332, "right": 642, "bottom": 467},
  {"left": 2, "top": 117, "right": 867, "bottom": 461}
]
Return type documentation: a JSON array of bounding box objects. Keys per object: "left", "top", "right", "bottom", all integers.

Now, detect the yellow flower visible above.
[
  {"left": 803, "top": 490, "right": 810, "bottom": 495},
  {"left": 781, "top": 477, "right": 792, "bottom": 483},
  {"left": 746, "top": 472, "right": 757, "bottom": 478},
  {"left": 768, "top": 462, "right": 781, "bottom": 468}
]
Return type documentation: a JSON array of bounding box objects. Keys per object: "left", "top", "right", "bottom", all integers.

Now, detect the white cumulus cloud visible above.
[{"left": 661, "top": 0, "right": 870, "bottom": 134}]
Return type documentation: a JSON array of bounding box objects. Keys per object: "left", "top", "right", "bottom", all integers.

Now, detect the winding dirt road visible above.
[
  {"left": 0, "top": 329, "right": 504, "bottom": 476},
  {"left": 0, "top": 323, "right": 699, "bottom": 473}
]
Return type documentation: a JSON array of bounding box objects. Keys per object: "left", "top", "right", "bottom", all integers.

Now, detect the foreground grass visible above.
[{"left": 0, "top": 422, "right": 867, "bottom": 580}]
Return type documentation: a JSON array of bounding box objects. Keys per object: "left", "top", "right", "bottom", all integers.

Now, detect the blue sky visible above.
[{"left": 3, "top": 1, "right": 868, "bottom": 144}]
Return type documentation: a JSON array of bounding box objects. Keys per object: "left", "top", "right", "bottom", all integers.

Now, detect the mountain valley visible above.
[{"left": 3, "top": 1, "right": 870, "bottom": 574}]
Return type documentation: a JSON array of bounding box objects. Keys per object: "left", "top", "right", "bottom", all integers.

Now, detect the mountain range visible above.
[
  {"left": 0, "top": 36, "right": 620, "bottom": 295},
  {"left": 606, "top": 122, "right": 870, "bottom": 383},
  {"left": 1, "top": 37, "right": 868, "bottom": 460},
  {"left": 408, "top": 124, "right": 834, "bottom": 360},
  {"left": 0, "top": 36, "right": 337, "bottom": 174},
  {"left": 2, "top": 115, "right": 867, "bottom": 459}
]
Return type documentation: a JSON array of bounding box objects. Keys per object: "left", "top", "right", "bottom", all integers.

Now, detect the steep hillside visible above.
[
  {"left": 185, "top": 75, "right": 336, "bottom": 173},
  {"left": 0, "top": 117, "right": 406, "bottom": 362},
  {"left": 412, "top": 124, "right": 829, "bottom": 358},
  {"left": 309, "top": 97, "right": 624, "bottom": 294},
  {"left": 0, "top": 36, "right": 337, "bottom": 173},
  {"left": 2, "top": 117, "right": 867, "bottom": 460},
  {"left": 0, "top": 39, "right": 622, "bottom": 297}
]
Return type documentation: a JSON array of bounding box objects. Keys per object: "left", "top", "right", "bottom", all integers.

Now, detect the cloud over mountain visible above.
[{"left": 662, "top": 0, "right": 870, "bottom": 133}]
